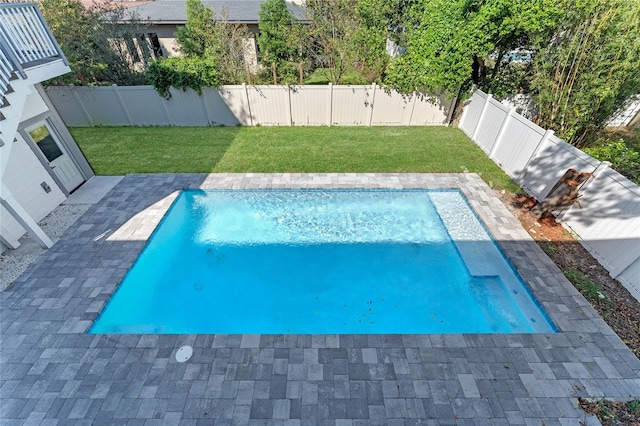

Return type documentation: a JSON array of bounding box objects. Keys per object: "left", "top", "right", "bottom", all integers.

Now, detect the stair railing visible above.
[{"left": 0, "top": 2, "right": 68, "bottom": 99}]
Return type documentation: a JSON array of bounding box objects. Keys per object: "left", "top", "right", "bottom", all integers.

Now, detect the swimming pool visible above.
[{"left": 89, "top": 190, "right": 556, "bottom": 334}]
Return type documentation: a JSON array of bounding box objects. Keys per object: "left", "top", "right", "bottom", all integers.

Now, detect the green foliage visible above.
[
  {"left": 352, "top": 0, "right": 390, "bottom": 82},
  {"left": 147, "top": 58, "right": 219, "bottom": 98},
  {"left": 204, "top": 9, "right": 252, "bottom": 84},
  {"left": 175, "top": 0, "right": 216, "bottom": 58},
  {"left": 385, "top": 0, "right": 559, "bottom": 95},
  {"left": 174, "top": 1, "right": 251, "bottom": 84},
  {"left": 250, "top": 60, "right": 306, "bottom": 85},
  {"left": 584, "top": 140, "right": 640, "bottom": 185},
  {"left": 626, "top": 399, "right": 640, "bottom": 416},
  {"left": 305, "top": 68, "right": 369, "bottom": 85},
  {"left": 39, "top": 0, "right": 146, "bottom": 86},
  {"left": 384, "top": 0, "right": 467, "bottom": 94},
  {"left": 258, "top": 0, "right": 301, "bottom": 65},
  {"left": 257, "top": 0, "right": 305, "bottom": 83},
  {"left": 581, "top": 398, "right": 640, "bottom": 425},
  {"left": 530, "top": 0, "right": 640, "bottom": 146},
  {"left": 304, "top": 0, "right": 364, "bottom": 84},
  {"left": 563, "top": 269, "right": 610, "bottom": 306}
]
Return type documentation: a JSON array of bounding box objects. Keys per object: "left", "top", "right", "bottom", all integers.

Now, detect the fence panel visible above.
[
  {"left": 217, "top": 85, "right": 252, "bottom": 126},
  {"left": 461, "top": 88, "right": 640, "bottom": 300},
  {"left": 330, "top": 85, "right": 372, "bottom": 125},
  {"left": 491, "top": 113, "right": 545, "bottom": 181},
  {"left": 116, "top": 86, "right": 169, "bottom": 126},
  {"left": 521, "top": 135, "right": 600, "bottom": 199},
  {"left": 44, "top": 87, "right": 89, "bottom": 125},
  {"left": 458, "top": 91, "right": 486, "bottom": 137},
  {"left": 75, "top": 87, "right": 130, "bottom": 125},
  {"left": 474, "top": 98, "right": 508, "bottom": 154},
  {"left": 409, "top": 93, "right": 451, "bottom": 126},
  {"left": 562, "top": 168, "right": 640, "bottom": 299},
  {"left": 46, "top": 84, "right": 453, "bottom": 128},
  {"left": 246, "top": 85, "right": 291, "bottom": 126},
  {"left": 162, "top": 88, "right": 210, "bottom": 126},
  {"left": 289, "top": 85, "right": 330, "bottom": 126},
  {"left": 202, "top": 88, "right": 241, "bottom": 126},
  {"left": 370, "top": 89, "right": 413, "bottom": 125}
]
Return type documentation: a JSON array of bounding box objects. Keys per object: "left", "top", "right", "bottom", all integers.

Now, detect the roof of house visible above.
[
  {"left": 81, "top": 0, "right": 150, "bottom": 12},
  {"left": 122, "top": 0, "right": 307, "bottom": 24}
]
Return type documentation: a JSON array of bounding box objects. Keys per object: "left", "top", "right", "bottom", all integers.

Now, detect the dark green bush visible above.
[
  {"left": 584, "top": 140, "right": 640, "bottom": 185},
  {"left": 147, "top": 57, "right": 220, "bottom": 98}
]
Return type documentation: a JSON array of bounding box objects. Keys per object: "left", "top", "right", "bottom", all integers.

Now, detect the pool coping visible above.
[{"left": 1, "top": 173, "right": 639, "bottom": 425}]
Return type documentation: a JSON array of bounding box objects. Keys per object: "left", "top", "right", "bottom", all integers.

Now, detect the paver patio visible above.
[{"left": 1, "top": 173, "right": 639, "bottom": 425}]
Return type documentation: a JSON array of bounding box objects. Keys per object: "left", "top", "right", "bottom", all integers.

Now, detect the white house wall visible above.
[
  {"left": 153, "top": 25, "right": 181, "bottom": 57},
  {"left": 20, "top": 89, "right": 49, "bottom": 122},
  {"left": 1, "top": 134, "right": 66, "bottom": 243}
]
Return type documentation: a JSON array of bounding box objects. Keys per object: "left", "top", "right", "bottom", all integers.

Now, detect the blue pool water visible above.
[{"left": 89, "top": 190, "right": 556, "bottom": 334}]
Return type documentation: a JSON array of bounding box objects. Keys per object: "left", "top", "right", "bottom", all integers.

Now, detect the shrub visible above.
[
  {"left": 147, "top": 57, "right": 220, "bottom": 98},
  {"left": 584, "top": 140, "right": 640, "bottom": 185}
]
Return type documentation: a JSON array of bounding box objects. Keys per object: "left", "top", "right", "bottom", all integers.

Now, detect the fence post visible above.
[
  {"left": 287, "top": 86, "right": 293, "bottom": 126},
  {"left": 368, "top": 83, "right": 377, "bottom": 126},
  {"left": 71, "top": 86, "right": 94, "bottom": 127},
  {"left": 489, "top": 107, "right": 514, "bottom": 159},
  {"left": 327, "top": 83, "right": 333, "bottom": 126},
  {"left": 112, "top": 84, "right": 133, "bottom": 126},
  {"left": 408, "top": 92, "right": 418, "bottom": 126},
  {"left": 200, "top": 88, "right": 214, "bottom": 125},
  {"left": 471, "top": 93, "right": 492, "bottom": 141},
  {"left": 243, "top": 83, "right": 253, "bottom": 126}
]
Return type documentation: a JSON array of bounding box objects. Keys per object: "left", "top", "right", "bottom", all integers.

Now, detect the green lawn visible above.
[{"left": 70, "top": 126, "right": 519, "bottom": 191}]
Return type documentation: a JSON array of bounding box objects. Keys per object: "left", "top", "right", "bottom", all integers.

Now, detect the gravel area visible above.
[{"left": 0, "top": 203, "right": 90, "bottom": 291}]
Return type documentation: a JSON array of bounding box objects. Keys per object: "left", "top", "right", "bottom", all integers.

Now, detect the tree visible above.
[
  {"left": 174, "top": 1, "right": 254, "bottom": 84},
  {"left": 204, "top": 9, "right": 252, "bottom": 85},
  {"left": 39, "top": 0, "right": 146, "bottom": 85},
  {"left": 352, "top": 0, "right": 391, "bottom": 82},
  {"left": 384, "top": 0, "right": 559, "bottom": 95},
  {"left": 304, "top": 0, "right": 363, "bottom": 84},
  {"left": 175, "top": 0, "right": 216, "bottom": 58},
  {"left": 530, "top": 0, "right": 640, "bottom": 146},
  {"left": 258, "top": 0, "right": 301, "bottom": 82}
]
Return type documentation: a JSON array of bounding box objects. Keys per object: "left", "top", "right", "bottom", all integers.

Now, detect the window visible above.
[
  {"left": 29, "top": 125, "right": 62, "bottom": 162},
  {"left": 125, "top": 37, "right": 141, "bottom": 63},
  {"left": 147, "top": 33, "right": 164, "bottom": 58}
]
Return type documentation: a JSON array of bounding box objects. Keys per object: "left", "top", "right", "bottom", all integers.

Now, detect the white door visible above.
[{"left": 27, "top": 121, "right": 84, "bottom": 193}]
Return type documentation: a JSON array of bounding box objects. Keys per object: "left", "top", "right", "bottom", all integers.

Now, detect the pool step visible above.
[{"left": 429, "top": 192, "right": 506, "bottom": 277}]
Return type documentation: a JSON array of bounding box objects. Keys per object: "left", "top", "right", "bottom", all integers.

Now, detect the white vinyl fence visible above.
[
  {"left": 45, "top": 84, "right": 452, "bottom": 127},
  {"left": 460, "top": 90, "right": 640, "bottom": 301}
]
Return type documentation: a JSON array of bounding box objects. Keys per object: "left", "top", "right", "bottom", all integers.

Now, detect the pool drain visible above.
[{"left": 175, "top": 345, "right": 193, "bottom": 362}]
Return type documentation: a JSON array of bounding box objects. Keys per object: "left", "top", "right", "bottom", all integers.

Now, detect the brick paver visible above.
[{"left": 1, "top": 173, "right": 639, "bottom": 425}]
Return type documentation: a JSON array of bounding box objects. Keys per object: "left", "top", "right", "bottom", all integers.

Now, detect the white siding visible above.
[
  {"left": 20, "top": 89, "right": 48, "bottom": 121},
  {"left": 1, "top": 133, "right": 65, "bottom": 241}
]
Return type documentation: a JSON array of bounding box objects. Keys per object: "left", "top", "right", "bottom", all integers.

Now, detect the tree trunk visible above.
[
  {"left": 272, "top": 62, "right": 277, "bottom": 85},
  {"left": 531, "top": 169, "right": 593, "bottom": 219}
]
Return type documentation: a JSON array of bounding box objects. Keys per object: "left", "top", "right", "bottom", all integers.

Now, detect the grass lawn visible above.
[{"left": 70, "top": 126, "right": 520, "bottom": 191}]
